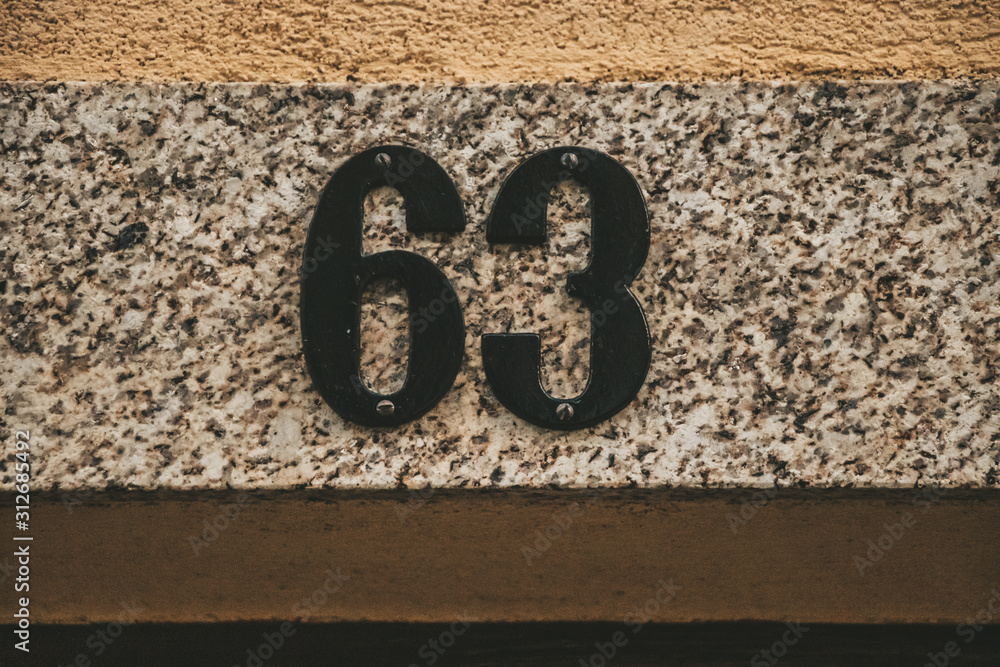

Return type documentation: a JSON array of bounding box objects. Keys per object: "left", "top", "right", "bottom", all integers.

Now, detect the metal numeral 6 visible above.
[{"left": 300, "top": 146, "right": 466, "bottom": 426}]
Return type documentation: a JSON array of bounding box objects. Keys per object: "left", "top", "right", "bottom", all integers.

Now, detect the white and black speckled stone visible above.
[{"left": 1, "top": 82, "right": 998, "bottom": 491}]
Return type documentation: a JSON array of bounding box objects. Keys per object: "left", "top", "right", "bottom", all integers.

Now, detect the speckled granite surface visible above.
[{"left": 1, "top": 82, "right": 998, "bottom": 491}]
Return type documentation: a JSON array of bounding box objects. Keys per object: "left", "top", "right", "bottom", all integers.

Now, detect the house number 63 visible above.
[{"left": 300, "top": 145, "right": 651, "bottom": 431}]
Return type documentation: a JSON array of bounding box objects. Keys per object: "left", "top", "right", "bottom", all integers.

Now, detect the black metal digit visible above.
[
  {"left": 482, "top": 147, "right": 651, "bottom": 430},
  {"left": 300, "top": 146, "right": 466, "bottom": 427}
]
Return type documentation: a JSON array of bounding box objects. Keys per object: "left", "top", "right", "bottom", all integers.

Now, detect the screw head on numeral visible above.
[
  {"left": 556, "top": 403, "right": 575, "bottom": 421},
  {"left": 376, "top": 400, "right": 395, "bottom": 417},
  {"left": 561, "top": 152, "right": 579, "bottom": 169}
]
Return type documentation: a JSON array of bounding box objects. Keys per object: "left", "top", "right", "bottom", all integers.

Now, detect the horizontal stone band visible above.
[{"left": 1, "top": 82, "right": 998, "bottom": 490}]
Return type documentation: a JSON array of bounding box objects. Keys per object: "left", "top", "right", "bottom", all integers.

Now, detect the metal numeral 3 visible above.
[{"left": 482, "top": 147, "right": 652, "bottom": 430}]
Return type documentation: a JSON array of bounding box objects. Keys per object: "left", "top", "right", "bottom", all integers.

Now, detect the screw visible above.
[
  {"left": 561, "top": 152, "right": 579, "bottom": 169},
  {"left": 375, "top": 153, "right": 392, "bottom": 169},
  {"left": 376, "top": 399, "right": 395, "bottom": 416},
  {"left": 556, "top": 403, "right": 574, "bottom": 421}
]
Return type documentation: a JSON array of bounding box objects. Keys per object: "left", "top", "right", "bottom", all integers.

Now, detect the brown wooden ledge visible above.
[{"left": 3, "top": 489, "right": 997, "bottom": 626}]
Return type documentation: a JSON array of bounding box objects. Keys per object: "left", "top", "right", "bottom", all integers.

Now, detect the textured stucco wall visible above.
[{"left": 2, "top": 0, "right": 1000, "bottom": 82}]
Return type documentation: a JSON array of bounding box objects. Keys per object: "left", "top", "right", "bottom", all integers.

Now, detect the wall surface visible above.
[
  {"left": 3, "top": 81, "right": 998, "bottom": 492},
  {"left": 2, "top": 0, "right": 999, "bottom": 632},
  {"left": 2, "top": 0, "right": 1000, "bottom": 82}
]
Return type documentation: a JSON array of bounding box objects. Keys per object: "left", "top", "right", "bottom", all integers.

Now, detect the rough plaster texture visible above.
[
  {"left": 2, "top": 81, "right": 999, "bottom": 492},
  {"left": 1, "top": 0, "right": 1000, "bottom": 82}
]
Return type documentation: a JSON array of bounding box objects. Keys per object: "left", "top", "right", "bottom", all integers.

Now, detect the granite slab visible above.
[{"left": 1, "top": 81, "right": 998, "bottom": 490}]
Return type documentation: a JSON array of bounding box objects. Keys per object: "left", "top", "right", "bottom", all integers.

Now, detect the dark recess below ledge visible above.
[{"left": 7, "top": 622, "right": 1000, "bottom": 666}]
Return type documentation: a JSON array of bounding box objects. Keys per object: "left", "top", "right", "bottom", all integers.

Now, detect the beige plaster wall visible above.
[{"left": 2, "top": 0, "right": 999, "bottom": 82}]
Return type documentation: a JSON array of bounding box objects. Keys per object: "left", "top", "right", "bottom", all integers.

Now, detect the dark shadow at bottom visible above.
[{"left": 7, "top": 622, "right": 1000, "bottom": 666}]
